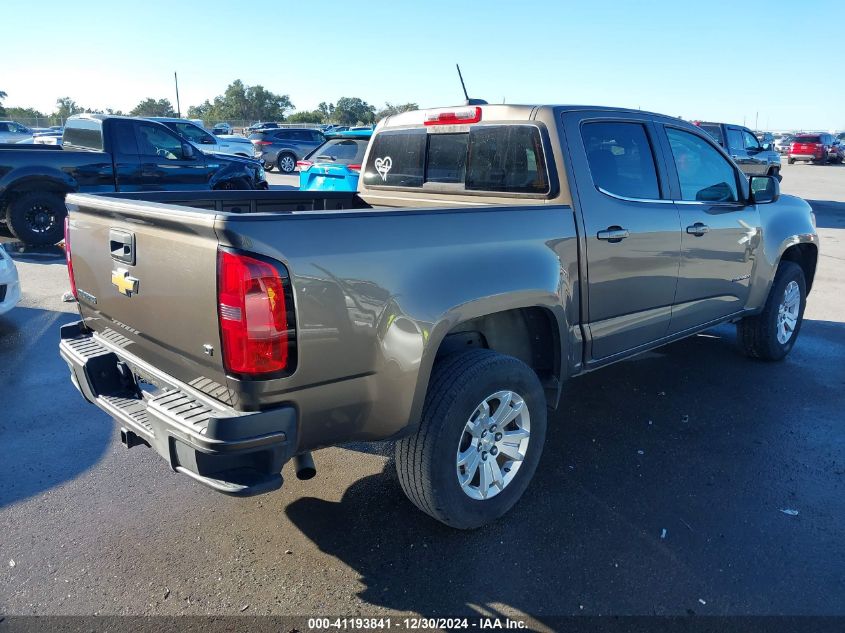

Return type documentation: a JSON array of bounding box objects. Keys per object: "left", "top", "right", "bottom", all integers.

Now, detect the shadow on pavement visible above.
[
  {"left": 286, "top": 320, "right": 845, "bottom": 617},
  {"left": 807, "top": 200, "right": 845, "bottom": 229},
  {"left": 0, "top": 306, "right": 112, "bottom": 508}
]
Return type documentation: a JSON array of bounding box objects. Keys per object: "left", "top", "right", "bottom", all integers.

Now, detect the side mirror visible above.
[
  {"left": 750, "top": 175, "right": 779, "bottom": 204},
  {"left": 760, "top": 143, "right": 773, "bottom": 152},
  {"left": 182, "top": 143, "right": 196, "bottom": 160}
]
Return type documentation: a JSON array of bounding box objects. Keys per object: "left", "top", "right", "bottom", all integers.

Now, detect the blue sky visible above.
[{"left": 3, "top": 0, "right": 843, "bottom": 130}]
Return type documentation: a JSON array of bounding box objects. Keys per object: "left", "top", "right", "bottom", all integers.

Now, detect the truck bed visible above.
[{"left": 65, "top": 190, "right": 577, "bottom": 452}]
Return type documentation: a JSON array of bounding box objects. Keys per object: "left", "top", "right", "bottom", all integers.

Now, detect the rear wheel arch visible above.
[{"left": 405, "top": 306, "right": 564, "bottom": 433}]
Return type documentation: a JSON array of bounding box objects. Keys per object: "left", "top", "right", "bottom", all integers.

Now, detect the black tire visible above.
[
  {"left": 787, "top": 157, "right": 795, "bottom": 165},
  {"left": 737, "top": 261, "right": 806, "bottom": 361},
  {"left": 394, "top": 349, "right": 547, "bottom": 529},
  {"left": 213, "top": 178, "right": 250, "bottom": 191},
  {"left": 6, "top": 190, "right": 66, "bottom": 245},
  {"left": 264, "top": 162, "right": 273, "bottom": 172},
  {"left": 277, "top": 153, "right": 297, "bottom": 174},
  {"left": 768, "top": 166, "right": 782, "bottom": 182}
]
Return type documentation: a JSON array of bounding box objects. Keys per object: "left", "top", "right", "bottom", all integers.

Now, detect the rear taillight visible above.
[
  {"left": 64, "top": 215, "right": 77, "bottom": 299},
  {"left": 252, "top": 140, "right": 272, "bottom": 146},
  {"left": 217, "top": 249, "right": 295, "bottom": 376},
  {"left": 296, "top": 160, "right": 312, "bottom": 172},
  {"left": 424, "top": 106, "right": 482, "bottom": 126},
  {"left": 347, "top": 164, "right": 362, "bottom": 173}
]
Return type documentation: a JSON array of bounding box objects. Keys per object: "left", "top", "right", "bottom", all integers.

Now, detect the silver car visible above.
[
  {"left": 0, "top": 121, "right": 33, "bottom": 144},
  {"left": 148, "top": 118, "right": 256, "bottom": 158}
]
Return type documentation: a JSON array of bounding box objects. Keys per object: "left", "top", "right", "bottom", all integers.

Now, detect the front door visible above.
[
  {"left": 134, "top": 122, "right": 211, "bottom": 189},
  {"left": 657, "top": 125, "right": 762, "bottom": 333},
  {"left": 562, "top": 113, "right": 681, "bottom": 362}
]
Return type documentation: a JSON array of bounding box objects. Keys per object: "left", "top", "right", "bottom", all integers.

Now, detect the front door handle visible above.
[
  {"left": 597, "top": 226, "right": 629, "bottom": 243},
  {"left": 686, "top": 223, "right": 710, "bottom": 236}
]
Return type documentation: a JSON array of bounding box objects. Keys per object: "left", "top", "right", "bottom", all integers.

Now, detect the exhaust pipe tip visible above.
[{"left": 294, "top": 452, "right": 316, "bottom": 480}]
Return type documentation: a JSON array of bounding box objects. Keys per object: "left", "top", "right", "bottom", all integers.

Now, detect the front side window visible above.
[
  {"left": 581, "top": 121, "right": 660, "bottom": 200},
  {"left": 174, "top": 122, "right": 215, "bottom": 145},
  {"left": 742, "top": 130, "right": 761, "bottom": 150},
  {"left": 665, "top": 128, "right": 739, "bottom": 202},
  {"left": 137, "top": 124, "right": 185, "bottom": 160}
]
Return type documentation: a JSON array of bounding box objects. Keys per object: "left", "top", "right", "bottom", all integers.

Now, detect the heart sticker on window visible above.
[{"left": 374, "top": 156, "right": 392, "bottom": 181}]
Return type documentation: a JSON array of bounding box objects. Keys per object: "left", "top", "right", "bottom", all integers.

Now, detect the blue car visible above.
[{"left": 298, "top": 129, "right": 372, "bottom": 191}]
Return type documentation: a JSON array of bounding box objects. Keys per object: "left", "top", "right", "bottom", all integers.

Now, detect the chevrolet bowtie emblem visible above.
[{"left": 111, "top": 268, "right": 139, "bottom": 297}]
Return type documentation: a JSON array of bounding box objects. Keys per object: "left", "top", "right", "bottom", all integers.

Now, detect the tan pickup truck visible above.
[{"left": 60, "top": 104, "right": 818, "bottom": 528}]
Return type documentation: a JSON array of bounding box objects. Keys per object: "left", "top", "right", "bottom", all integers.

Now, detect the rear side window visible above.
[
  {"left": 581, "top": 122, "right": 660, "bottom": 200},
  {"left": 794, "top": 135, "right": 821, "bottom": 143},
  {"left": 362, "top": 125, "right": 548, "bottom": 194},
  {"left": 111, "top": 120, "right": 139, "bottom": 155},
  {"left": 64, "top": 119, "right": 104, "bottom": 151}
]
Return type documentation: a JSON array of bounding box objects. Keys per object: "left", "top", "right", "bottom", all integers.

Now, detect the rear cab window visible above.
[
  {"left": 64, "top": 118, "right": 104, "bottom": 151},
  {"left": 362, "top": 125, "right": 549, "bottom": 195}
]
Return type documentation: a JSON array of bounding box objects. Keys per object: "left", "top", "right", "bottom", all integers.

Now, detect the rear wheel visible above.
[
  {"left": 277, "top": 153, "right": 296, "bottom": 174},
  {"left": 6, "top": 190, "right": 66, "bottom": 245},
  {"left": 787, "top": 157, "right": 795, "bottom": 165},
  {"left": 213, "top": 178, "right": 250, "bottom": 191},
  {"left": 737, "top": 261, "right": 806, "bottom": 361},
  {"left": 768, "top": 166, "right": 781, "bottom": 181},
  {"left": 394, "top": 349, "right": 547, "bottom": 529}
]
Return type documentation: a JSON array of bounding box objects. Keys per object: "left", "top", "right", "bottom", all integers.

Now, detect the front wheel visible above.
[
  {"left": 737, "top": 261, "right": 806, "bottom": 361},
  {"left": 6, "top": 191, "right": 66, "bottom": 245},
  {"left": 394, "top": 349, "right": 547, "bottom": 529}
]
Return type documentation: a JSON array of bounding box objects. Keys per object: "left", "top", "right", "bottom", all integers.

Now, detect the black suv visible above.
[{"left": 250, "top": 128, "right": 326, "bottom": 173}]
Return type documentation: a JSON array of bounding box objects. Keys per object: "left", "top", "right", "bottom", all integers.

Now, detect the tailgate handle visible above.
[{"left": 109, "top": 229, "right": 135, "bottom": 265}]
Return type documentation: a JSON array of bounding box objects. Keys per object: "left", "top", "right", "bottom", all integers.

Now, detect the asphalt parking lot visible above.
[{"left": 1, "top": 162, "right": 844, "bottom": 623}]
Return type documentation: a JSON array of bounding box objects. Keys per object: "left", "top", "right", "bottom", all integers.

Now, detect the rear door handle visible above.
[
  {"left": 686, "top": 223, "right": 710, "bottom": 236},
  {"left": 597, "top": 227, "right": 629, "bottom": 242}
]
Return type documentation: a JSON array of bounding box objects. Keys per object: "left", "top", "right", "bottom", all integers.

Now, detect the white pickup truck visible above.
[{"left": 148, "top": 117, "right": 256, "bottom": 158}]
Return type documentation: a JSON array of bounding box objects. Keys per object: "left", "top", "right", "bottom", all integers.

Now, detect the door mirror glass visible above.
[{"left": 750, "top": 175, "right": 779, "bottom": 204}]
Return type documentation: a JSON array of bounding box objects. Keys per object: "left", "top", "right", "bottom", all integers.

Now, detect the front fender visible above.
[{"left": 747, "top": 194, "right": 819, "bottom": 309}]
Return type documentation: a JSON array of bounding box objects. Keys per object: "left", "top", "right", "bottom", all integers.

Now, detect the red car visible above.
[{"left": 788, "top": 133, "right": 836, "bottom": 164}]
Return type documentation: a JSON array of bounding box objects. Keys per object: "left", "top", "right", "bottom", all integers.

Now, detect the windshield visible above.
[{"left": 306, "top": 138, "right": 368, "bottom": 164}]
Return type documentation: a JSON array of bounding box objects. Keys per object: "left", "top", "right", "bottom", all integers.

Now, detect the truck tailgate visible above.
[{"left": 65, "top": 193, "right": 230, "bottom": 401}]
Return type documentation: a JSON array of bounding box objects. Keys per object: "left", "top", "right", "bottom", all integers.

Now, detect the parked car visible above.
[
  {"left": 32, "top": 130, "right": 63, "bottom": 145},
  {"left": 788, "top": 133, "right": 836, "bottom": 164},
  {"left": 0, "top": 114, "right": 267, "bottom": 244},
  {"left": 774, "top": 134, "right": 793, "bottom": 154},
  {"left": 829, "top": 140, "right": 845, "bottom": 164},
  {"left": 298, "top": 129, "right": 372, "bottom": 191},
  {"left": 693, "top": 121, "right": 782, "bottom": 179},
  {"left": 60, "top": 104, "right": 817, "bottom": 529},
  {"left": 0, "top": 243, "right": 21, "bottom": 316},
  {"left": 212, "top": 122, "right": 232, "bottom": 136},
  {"left": 246, "top": 122, "right": 280, "bottom": 134},
  {"left": 0, "top": 121, "right": 33, "bottom": 144},
  {"left": 148, "top": 117, "right": 256, "bottom": 158},
  {"left": 250, "top": 127, "right": 325, "bottom": 173},
  {"left": 323, "top": 125, "right": 349, "bottom": 134}
]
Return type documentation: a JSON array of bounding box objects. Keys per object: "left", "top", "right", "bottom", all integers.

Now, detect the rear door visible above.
[
  {"left": 134, "top": 121, "right": 212, "bottom": 189},
  {"left": 562, "top": 112, "right": 681, "bottom": 362},
  {"left": 656, "top": 124, "right": 761, "bottom": 333}
]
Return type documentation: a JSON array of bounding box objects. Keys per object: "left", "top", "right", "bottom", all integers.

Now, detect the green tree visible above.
[
  {"left": 0, "top": 90, "right": 6, "bottom": 117},
  {"left": 188, "top": 80, "right": 294, "bottom": 123},
  {"left": 376, "top": 102, "right": 419, "bottom": 121},
  {"left": 129, "top": 98, "right": 176, "bottom": 117},
  {"left": 317, "top": 102, "right": 334, "bottom": 120},
  {"left": 5, "top": 106, "right": 45, "bottom": 124},
  {"left": 331, "top": 97, "right": 375, "bottom": 125},
  {"left": 287, "top": 110, "right": 325, "bottom": 124},
  {"left": 51, "top": 97, "right": 84, "bottom": 124}
]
